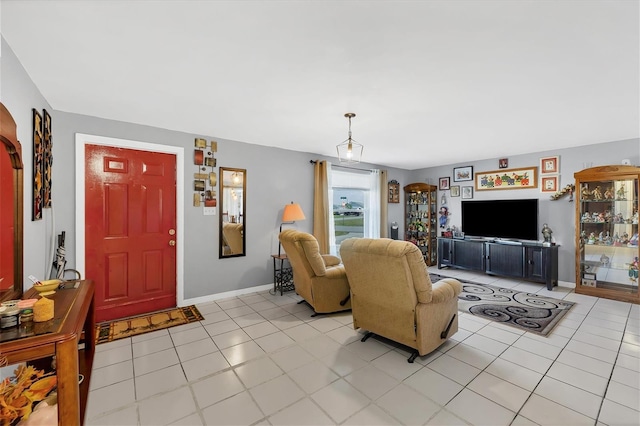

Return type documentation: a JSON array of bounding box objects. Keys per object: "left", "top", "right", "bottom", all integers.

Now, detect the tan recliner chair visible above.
[
  {"left": 278, "top": 229, "right": 351, "bottom": 315},
  {"left": 340, "top": 237, "right": 462, "bottom": 362},
  {"left": 222, "top": 222, "right": 244, "bottom": 255}
]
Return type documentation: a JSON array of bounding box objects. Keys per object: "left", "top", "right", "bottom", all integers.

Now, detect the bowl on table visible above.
[{"left": 33, "top": 279, "right": 62, "bottom": 296}]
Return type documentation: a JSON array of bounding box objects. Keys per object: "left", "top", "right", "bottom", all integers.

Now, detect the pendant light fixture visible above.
[{"left": 336, "top": 113, "right": 363, "bottom": 164}]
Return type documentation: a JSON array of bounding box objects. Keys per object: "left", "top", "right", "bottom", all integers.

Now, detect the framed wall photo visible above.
[
  {"left": 475, "top": 167, "right": 538, "bottom": 190},
  {"left": 499, "top": 158, "right": 508, "bottom": 169},
  {"left": 540, "top": 156, "right": 559, "bottom": 174},
  {"left": 450, "top": 185, "right": 460, "bottom": 197},
  {"left": 388, "top": 179, "right": 400, "bottom": 203},
  {"left": 541, "top": 175, "right": 559, "bottom": 193},
  {"left": 453, "top": 166, "right": 473, "bottom": 182},
  {"left": 439, "top": 177, "right": 450, "bottom": 190},
  {"left": 462, "top": 186, "right": 473, "bottom": 199}
]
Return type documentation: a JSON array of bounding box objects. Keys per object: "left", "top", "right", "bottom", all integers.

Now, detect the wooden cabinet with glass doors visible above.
[
  {"left": 404, "top": 183, "right": 438, "bottom": 266},
  {"left": 575, "top": 165, "right": 639, "bottom": 304}
]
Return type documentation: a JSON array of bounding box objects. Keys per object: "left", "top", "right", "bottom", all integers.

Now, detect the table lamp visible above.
[{"left": 278, "top": 202, "right": 306, "bottom": 255}]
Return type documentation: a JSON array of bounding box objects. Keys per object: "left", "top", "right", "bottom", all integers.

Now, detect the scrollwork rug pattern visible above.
[{"left": 432, "top": 275, "right": 574, "bottom": 336}]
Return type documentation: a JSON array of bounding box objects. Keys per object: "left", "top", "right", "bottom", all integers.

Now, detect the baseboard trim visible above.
[
  {"left": 557, "top": 280, "right": 575, "bottom": 289},
  {"left": 181, "top": 283, "right": 274, "bottom": 306}
]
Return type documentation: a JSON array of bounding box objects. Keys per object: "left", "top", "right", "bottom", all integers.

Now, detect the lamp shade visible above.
[{"left": 282, "top": 202, "right": 306, "bottom": 222}]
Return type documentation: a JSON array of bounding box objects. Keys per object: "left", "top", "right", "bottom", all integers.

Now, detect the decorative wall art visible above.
[
  {"left": 550, "top": 183, "right": 575, "bottom": 201},
  {"left": 194, "top": 149, "right": 204, "bottom": 165},
  {"left": 462, "top": 186, "right": 474, "bottom": 199},
  {"left": 453, "top": 166, "right": 473, "bottom": 182},
  {"left": 43, "top": 109, "right": 53, "bottom": 208},
  {"left": 499, "top": 158, "right": 508, "bottom": 169},
  {"left": 32, "top": 109, "right": 43, "bottom": 220},
  {"left": 450, "top": 186, "right": 460, "bottom": 197},
  {"left": 475, "top": 167, "right": 538, "bottom": 190},
  {"left": 439, "top": 177, "right": 450, "bottom": 190},
  {"left": 193, "top": 138, "right": 218, "bottom": 207},
  {"left": 388, "top": 180, "right": 400, "bottom": 203},
  {"left": 540, "top": 156, "right": 560, "bottom": 192},
  {"left": 541, "top": 175, "right": 559, "bottom": 193},
  {"left": 540, "top": 156, "right": 559, "bottom": 174},
  {"left": 204, "top": 190, "right": 217, "bottom": 207}
]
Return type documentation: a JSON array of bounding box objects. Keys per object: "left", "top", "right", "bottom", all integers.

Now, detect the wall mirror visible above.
[
  {"left": 0, "top": 103, "right": 24, "bottom": 302},
  {"left": 219, "top": 167, "right": 246, "bottom": 258}
]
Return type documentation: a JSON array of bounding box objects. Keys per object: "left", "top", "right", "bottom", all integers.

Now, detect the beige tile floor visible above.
[{"left": 85, "top": 267, "right": 640, "bottom": 426}]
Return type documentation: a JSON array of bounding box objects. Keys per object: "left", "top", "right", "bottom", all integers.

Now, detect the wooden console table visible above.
[{"left": 0, "top": 280, "right": 95, "bottom": 425}]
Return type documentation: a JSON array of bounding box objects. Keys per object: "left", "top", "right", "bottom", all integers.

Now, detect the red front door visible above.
[{"left": 85, "top": 144, "right": 177, "bottom": 322}]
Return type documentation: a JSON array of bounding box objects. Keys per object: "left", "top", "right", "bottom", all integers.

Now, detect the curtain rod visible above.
[{"left": 309, "top": 160, "right": 374, "bottom": 173}]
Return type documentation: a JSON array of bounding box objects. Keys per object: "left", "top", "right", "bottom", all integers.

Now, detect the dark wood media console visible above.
[{"left": 437, "top": 237, "right": 559, "bottom": 290}]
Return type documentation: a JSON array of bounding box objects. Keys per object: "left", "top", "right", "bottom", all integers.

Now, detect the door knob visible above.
[
  {"left": 168, "top": 229, "right": 176, "bottom": 235},
  {"left": 169, "top": 240, "right": 176, "bottom": 246}
]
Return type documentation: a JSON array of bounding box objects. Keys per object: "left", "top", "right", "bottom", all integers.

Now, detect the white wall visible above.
[{"left": 1, "top": 37, "right": 53, "bottom": 286}]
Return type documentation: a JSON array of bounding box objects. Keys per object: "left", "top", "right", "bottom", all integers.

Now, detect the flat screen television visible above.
[{"left": 461, "top": 199, "right": 539, "bottom": 241}]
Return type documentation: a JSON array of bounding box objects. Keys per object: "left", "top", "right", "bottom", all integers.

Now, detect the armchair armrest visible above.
[
  {"left": 322, "top": 254, "right": 341, "bottom": 267},
  {"left": 430, "top": 278, "right": 463, "bottom": 304}
]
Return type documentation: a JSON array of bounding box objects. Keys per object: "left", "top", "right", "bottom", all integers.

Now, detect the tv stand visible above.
[
  {"left": 437, "top": 237, "right": 559, "bottom": 290},
  {"left": 495, "top": 239, "right": 522, "bottom": 245}
]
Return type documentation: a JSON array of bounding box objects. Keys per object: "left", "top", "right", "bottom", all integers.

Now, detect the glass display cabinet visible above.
[
  {"left": 404, "top": 182, "right": 438, "bottom": 266},
  {"left": 575, "top": 165, "right": 639, "bottom": 304}
]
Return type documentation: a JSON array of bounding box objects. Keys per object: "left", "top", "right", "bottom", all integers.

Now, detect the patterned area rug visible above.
[
  {"left": 95, "top": 305, "right": 204, "bottom": 344},
  {"left": 431, "top": 274, "right": 574, "bottom": 336}
]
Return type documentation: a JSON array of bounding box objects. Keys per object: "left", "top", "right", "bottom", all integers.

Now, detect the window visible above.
[{"left": 329, "top": 167, "right": 382, "bottom": 255}]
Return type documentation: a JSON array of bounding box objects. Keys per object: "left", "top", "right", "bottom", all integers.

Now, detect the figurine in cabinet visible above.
[
  {"left": 616, "top": 185, "right": 627, "bottom": 200},
  {"left": 581, "top": 185, "right": 591, "bottom": 200},
  {"left": 630, "top": 234, "right": 639, "bottom": 246},
  {"left": 588, "top": 233, "right": 596, "bottom": 244},
  {"left": 621, "top": 232, "right": 630, "bottom": 244},
  {"left": 604, "top": 187, "right": 614, "bottom": 199},
  {"left": 629, "top": 257, "right": 638, "bottom": 283},
  {"left": 592, "top": 186, "right": 603, "bottom": 200}
]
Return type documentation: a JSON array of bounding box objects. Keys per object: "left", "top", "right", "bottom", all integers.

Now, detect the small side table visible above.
[{"left": 271, "top": 254, "right": 295, "bottom": 295}]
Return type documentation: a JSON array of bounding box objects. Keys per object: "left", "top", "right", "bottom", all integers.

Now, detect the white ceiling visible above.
[{"left": 2, "top": 0, "right": 638, "bottom": 170}]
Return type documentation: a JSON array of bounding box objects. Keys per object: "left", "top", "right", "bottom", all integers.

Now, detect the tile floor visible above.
[{"left": 85, "top": 268, "right": 640, "bottom": 426}]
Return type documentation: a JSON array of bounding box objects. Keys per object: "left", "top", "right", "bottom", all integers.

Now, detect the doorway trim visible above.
[{"left": 75, "top": 134, "right": 185, "bottom": 307}]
